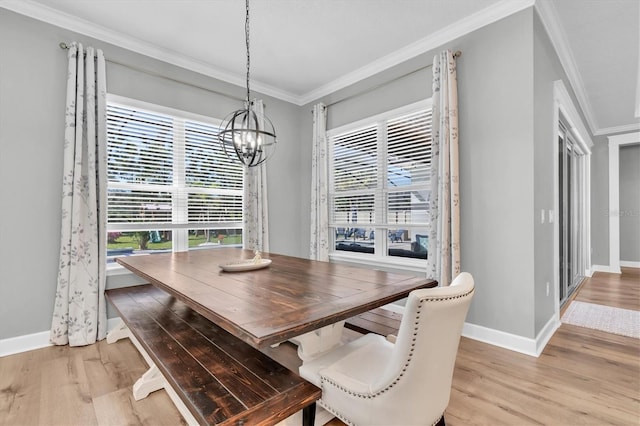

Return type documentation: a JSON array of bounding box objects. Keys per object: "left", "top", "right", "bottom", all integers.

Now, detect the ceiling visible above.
[{"left": 3, "top": 0, "right": 639, "bottom": 136}]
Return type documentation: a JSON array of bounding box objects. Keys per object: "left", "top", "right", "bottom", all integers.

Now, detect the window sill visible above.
[
  {"left": 328, "top": 252, "right": 427, "bottom": 276},
  {"left": 106, "top": 262, "right": 133, "bottom": 277}
]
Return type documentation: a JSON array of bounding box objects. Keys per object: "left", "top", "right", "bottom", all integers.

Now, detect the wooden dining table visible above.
[{"left": 116, "top": 247, "right": 437, "bottom": 360}]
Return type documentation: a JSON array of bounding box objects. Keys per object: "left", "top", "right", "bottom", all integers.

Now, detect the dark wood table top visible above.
[{"left": 117, "top": 248, "right": 437, "bottom": 349}]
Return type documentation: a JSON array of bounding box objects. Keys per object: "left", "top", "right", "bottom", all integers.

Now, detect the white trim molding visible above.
[
  {"left": 0, "top": 330, "right": 52, "bottom": 357},
  {"left": 536, "top": 0, "right": 598, "bottom": 135},
  {"left": 620, "top": 261, "right": 640, "bottom": 268},
  {"left": 2, "top": 0, "right": 535, "bottom": 106},
  {"left": 608, "top": 132, "right": 640, "bottom": 274},
  {"left": 591, "top": 264, "right": 614, "bottom": 274},
  {"left": 595, "top": 123, "right": 640, "bottom": 137},
  {"left": 462, "top": 315, "right": 560, "bottom": 358},
  {"left": 300, "top": 0, "right": 534, "bottom": 104},
  {"left": 379, "top": 305, "right": 560, "bottom": 357},
  {"left": 0, "top": 317, "right": 122, "bottom": 357},
  {"left": 552, "top": 80, "right": 592, "bottom": 317}
]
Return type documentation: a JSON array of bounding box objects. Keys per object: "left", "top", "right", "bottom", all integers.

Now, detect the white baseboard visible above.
[
  {"left": 0, "top": 330, "right": 52, "bottom": 357},
  {"left": 534, "top": 315, "right": 561, "bottom": 357},
  {"left": 380, "top": 306, "right": 559, "bottom": 357},
  {"left": 3, "top": 314, "right": 564, "bottom": 360},
  {"left": 0, "top": 317, "right": 122, "bottom": 358},
  {"left": 462, "top": 315, "right": 560, "bottom": 358},
  {"left": 591, "top": 264, "right": 615, "bottom": 274},
  {"left": 593, "top": 262, "right": 640, "bottom": 272}
]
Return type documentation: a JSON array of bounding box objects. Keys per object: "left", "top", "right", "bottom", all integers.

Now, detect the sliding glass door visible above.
[{"left": 558, "top": 123, "right": 586, "bottom": 305}]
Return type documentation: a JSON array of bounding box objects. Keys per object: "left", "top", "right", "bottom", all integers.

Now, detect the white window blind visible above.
[
  {"left": 106, "top": 99, "right": 244, "bottom": 253},
  {"left": 386, "top": 109, "right": 432, "bottom": 225},
  {"left": 328, "top": 100, "right": 432, "bottom": 260}
]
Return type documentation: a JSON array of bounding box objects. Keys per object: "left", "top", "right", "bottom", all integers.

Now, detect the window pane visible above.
[
  {"left": 106, "top": 100, "right": 245, "bottom": 256},
  {"left": 107, "top": 230, "right": 173, "bottom": 262},
  {"left": 333, "top": 125, "right": 378, "bottom": 191},
  {"left": 388, "top": 229, "right": 428, "bottom": 259},
  {"left": 185, "top": 121, "right": 243, "bottom": 190},
  {"left": 387, "top": 110, "right": 431, "bottom": 187},
  {"left": 189, "top": 228, "right": 243, "bottom": 248},
  {"left": 387, "top": 189, "right": 429, "bottom": 225},
  {"left": 188, "top": 193, "right": 243, "bottom": 223},
  {"left": 107, "top": 189, "right": 172, "bottom": 224},
  {"left": 327, "top": 103, "right": 432, "bottom": 262},
  {"left": 107, "top": 105, "right": 173, "bottom": 185},
  {"left": 331, "top": 193, "right": 375, "bottom": 224},
  {"left": 334, "top": 227, "right": 375, "bottom": 255}
]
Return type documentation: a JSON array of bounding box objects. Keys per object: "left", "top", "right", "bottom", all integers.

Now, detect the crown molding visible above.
[
  {"left": 534, "top": 0, "right": 602, "bottom": 136},
  {"left": 594, "top": 122, "right": 640, "bottom": 136},
  {"left": 0, "top": 0, "right": 301, "bottom": 104},
  {"left": 299, "top": 0, "right": 535, "bottom": 105},
  {"left": 11, "top": 0, "right": 594, "bottom": 111}
]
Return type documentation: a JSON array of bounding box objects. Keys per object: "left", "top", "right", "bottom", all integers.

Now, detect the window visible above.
[
  {"left": 329, "top": 100, "right": 431, "bottom": 262},
  {"left": 106, "top": 96, "right": 243, "bottom": 262}
]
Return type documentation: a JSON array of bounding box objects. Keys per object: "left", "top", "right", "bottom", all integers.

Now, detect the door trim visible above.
[
  {"left": 608, "top": 132, "right": 640, "bottom": 274},
  {"left": 553, "top": 81, "right": 592, "bottom": 316}
]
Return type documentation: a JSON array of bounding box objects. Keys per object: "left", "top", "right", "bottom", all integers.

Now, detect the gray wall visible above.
[
  {"left": 532, "top": 11, "right": 590, "bottom": 334},
  {"left": 0, "top": 8, "right": 302, "bottom": 339},
  {"left": 532, "top": 12, "right": 558, "bottom": 335},
  {"left": 301, "top": 9, "right": 540, "bottom": 339},
  {"left": 1, "top": 5, "right": 604, "bottom": 343},
  {"left": 620, "top": 144, "right": 640, "bottom": 262}
]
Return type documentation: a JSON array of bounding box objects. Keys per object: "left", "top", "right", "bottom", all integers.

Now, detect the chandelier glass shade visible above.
[{"left": 219, "top": 0, "right": 276, "bottom": 167}]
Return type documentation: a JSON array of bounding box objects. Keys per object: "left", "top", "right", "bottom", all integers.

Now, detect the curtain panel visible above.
[
  {"left": 427, "top": 50, "right": 461, "bottom": 286},
  {"left": 243, "top": 99, "right": 270, "bottom": 253},
  {"left": 309, "top": 103, "right": 329, "bottom": 261},
  {"left": 51, "top": 43, "right": 108, "bottom": 346}
]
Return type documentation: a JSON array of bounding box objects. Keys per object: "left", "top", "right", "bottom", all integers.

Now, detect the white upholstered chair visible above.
[{"left": 299, "top": 272, "right": 474, "bottom": 426}]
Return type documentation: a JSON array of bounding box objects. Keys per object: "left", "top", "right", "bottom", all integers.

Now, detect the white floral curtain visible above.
[
  {"left": 243, "top": 99, "right": 270, "bottom": 252},
  {"left": 309, "top": 103, "right": 329, "bottom": 261},
  {"left": 427, "top": 50, "right": 460, "bottom": 286},
  {"left": 51, "top": 42, "right": 108, "bottom": 346}
]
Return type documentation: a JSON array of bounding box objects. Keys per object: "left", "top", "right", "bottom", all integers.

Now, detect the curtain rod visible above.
[
  {"left": 59, "top": 42, "right": 245, "bottom": 103},
  {"left": 324, "top": 50, "right": 461, "bottom": 109}
]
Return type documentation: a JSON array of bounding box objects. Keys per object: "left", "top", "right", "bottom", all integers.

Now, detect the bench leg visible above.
[
  {"left": 302, "top": 402, "right": 316, "bottom": 426},
  {"left": 289, "top": 321, "right": 346, "bottom": 362},
  {"left": 133, "top": 365, "right": 166, "bottom": 401},
  {"left": 106, "top": 319, "right": 130, "bottom": 343}
]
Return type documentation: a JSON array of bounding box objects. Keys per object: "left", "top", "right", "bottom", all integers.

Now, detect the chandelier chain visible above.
[{"left": 245, "top": 0, "right": 251, "bottom": 104}]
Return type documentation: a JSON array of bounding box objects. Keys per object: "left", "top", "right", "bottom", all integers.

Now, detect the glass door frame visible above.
[
  {"left": 558, "top": 122, "right": 587, "bottom": 306},
  {"left": 552, "top": 81, "right": 593, "bottom": 317}
]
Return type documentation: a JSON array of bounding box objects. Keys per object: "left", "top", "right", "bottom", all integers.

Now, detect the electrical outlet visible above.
[
  {"left": 548, "top": 210, "right": 554, "bottom": 223},
  {"left": 541, "top": 209, "right": 545, "bottom": 224},
  {"left": 546, "top": 282, "right": 550, "bottom": 296}
]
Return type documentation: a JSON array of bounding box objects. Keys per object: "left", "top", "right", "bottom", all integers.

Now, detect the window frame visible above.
[
  {"left": 327, "top": 99, "right": 432, "bottom": 273},
  {"left": 106, "top": 94, "right": 244, "bottom": 272}
]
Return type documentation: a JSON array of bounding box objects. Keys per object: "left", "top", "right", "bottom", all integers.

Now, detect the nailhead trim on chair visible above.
[{"left": 319, "top": 288, "right": 474, "bottom": 424}]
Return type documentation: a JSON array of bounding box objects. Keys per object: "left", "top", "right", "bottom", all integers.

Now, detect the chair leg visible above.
[{"left": 435, "top": 415, "right": 446, "bottom": 426}]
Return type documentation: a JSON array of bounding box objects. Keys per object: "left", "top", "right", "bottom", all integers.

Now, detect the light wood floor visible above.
[{"left": 1, "top": 268, "right": 638, "bottom": 425}]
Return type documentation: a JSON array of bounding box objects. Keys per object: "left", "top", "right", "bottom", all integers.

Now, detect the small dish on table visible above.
[{"left": 219, "top": 258, "right": 272, "bottom": 272}]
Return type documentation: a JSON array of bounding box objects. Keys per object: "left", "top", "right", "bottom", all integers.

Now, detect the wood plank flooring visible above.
[{"left": 1, "top": 268, "right": 638, "bottom": 425}]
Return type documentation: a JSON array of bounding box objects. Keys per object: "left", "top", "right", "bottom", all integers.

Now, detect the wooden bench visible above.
[
  {"left": 105, "top": 284, "right": 320, "bottom": 426},
  {"left": 344, "top": 307, "right": 402, "bottom": 337}
]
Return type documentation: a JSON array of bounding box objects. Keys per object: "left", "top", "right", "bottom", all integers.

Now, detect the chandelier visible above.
[{"left": 219, "top": 0, "right": 277, "bottom": 167}]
